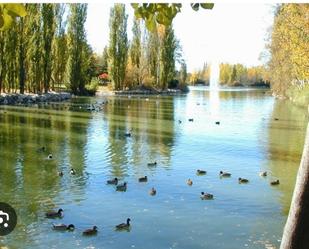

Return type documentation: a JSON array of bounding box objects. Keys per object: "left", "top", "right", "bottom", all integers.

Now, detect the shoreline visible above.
[{"left": 0, "top": 92, "right": 72, "bottom": 106}]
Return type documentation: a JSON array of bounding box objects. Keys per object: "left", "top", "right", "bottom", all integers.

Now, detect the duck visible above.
[
  {"left": 47, "top": 154, "right": 53, "bottom": 159},
  {"left": 138, "top": 176, "right": 148, "bottom": 182},
  {"left": 82, "top": 226, "right": 98, "bottom": 236},
  {"left": 200, "top": 192, "right": 214, "bottom": 200},
  {"left": 238, "top": 177, "right": 249, "bottom": 183},
  {"left": 125, "top": 132, "right": 131, "bottom": 137},
  {"left": 147, "top": 161, "right": 157, "bottom": 167},
  {"left": 70, "top": 168, "right": 76, "bottom": 175},
  {"left": 52, "top": 223, "right": 75, "bottom": 231},
  {"left": 115, "top": 218, "right": 131, "bottom": 230},
  {"left": 46, "top": 208, "right": 63, "bottom": 218},
  {"left": 220, "top": 171, "right": 231, "bottom": 177},
  {"left": 270, "top": 179, "right": 280, "bottom": 185},
  {"left": 196, "top": 169, "right": 207, "bottom": 175},
  {"left": 116, "top": 182, "right": 127, "bottom": 192},
  {"left": 215, "top": 121, "right": 220, "bottom": 125},
  {"left": 188, "top": 118, "right": 194, "bottom": 122},
  {"left": 187, "top": 179, "right": 193, "bottom": 186},
  {"left": 149, "top": 187, "right": 156, "bottom": 196},
  {"left": 259, "top": 171, "right": 267, "bottom": 177},
  {"left": 58, "top": 171, "right": 63, "bottom": 177},
  {"left": 107, "top": 177, "right": 118, "bottom": 185}
]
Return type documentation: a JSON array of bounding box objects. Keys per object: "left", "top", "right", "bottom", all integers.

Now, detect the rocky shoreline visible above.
[{"left": 0, "top": 92, "right": 72, "bottom": 105}]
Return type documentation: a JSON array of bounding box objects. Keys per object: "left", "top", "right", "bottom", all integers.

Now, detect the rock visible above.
[{"left": 0, "top": 92, "right": 72, "bottom": 106}]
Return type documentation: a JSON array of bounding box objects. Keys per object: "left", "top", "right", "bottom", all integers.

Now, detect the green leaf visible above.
[
  {"left": 145, "top": 14, "right": 156, "bottom": 32},
  {"left": 156, "top": 12, "right": 172, "bottom": 26},
  {"left": 131, "top": 3, "right": 139, "bottom": 10},
  {"left": 0, "top": 10, "right": 13, "bottom": 30},
  {"left": 0, "top": 15, "right": 4, "bottom": 29},
  {"left": 191, "top": 3, "right": 200, "bottom": 11},
  {"left": 200, "top": 3, "right": 214, "bottom": 10},
  {"left": 4, "top": 4, "right": 26, "bottom": 18}
]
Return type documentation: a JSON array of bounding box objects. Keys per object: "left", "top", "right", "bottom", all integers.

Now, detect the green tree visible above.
[
  {"left": 41, "top": 3, "right": 55, "bottom": 93},
  {"left": 160, "top": 25, "right": 178, "bottom": 89},
  {"left": 101, "top": 46, "right": 108, "bottom": 73},
  {"left": 52, "top": 3, "right": 67, "bottom": 90},
  {"left": 108, "top": 4, "right": 128, "bottom": 90},
  {"left": 26, "top": 4, "right": 42, "bottom": 93},
  {"left": 146, "top": 25, "right": 160, "bottom": 87},
  {"left": 65, "top": 3, "right": 87, "bottom": 94},
  {"left": 130, "top": 18, "right": 142, "bottom": 85}
]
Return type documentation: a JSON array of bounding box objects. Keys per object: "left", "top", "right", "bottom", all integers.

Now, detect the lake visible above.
[{"left": 0, "top": 86, "right": 307, "bottom": 249}]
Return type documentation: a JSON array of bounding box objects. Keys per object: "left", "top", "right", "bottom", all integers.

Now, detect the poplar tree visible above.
[
  {"left": 65, "top": 3, "right": 87, "bottom": 94},
  {"left": 26, "top": 4, "right": 42, "bottom": 92},
  {"left": 52, "top": 3, "right": 67, "bottom": 90},
  {"left": 108, "top": 4, "right": 128, "bottom": 90},
  {"left": 42, "top": 3, "right": 55, "bottom": 93},
  {"left": 160, "top": 25, "right": 177, "bottom": 89}
]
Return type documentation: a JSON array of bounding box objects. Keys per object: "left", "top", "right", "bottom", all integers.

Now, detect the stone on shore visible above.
[{"left": 0, "top": 92, "right": 72, "bottom": 105}]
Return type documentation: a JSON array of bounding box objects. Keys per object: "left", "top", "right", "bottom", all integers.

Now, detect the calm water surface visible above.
[{"left": 0, "top": 87, "right": 308, "bottom": 249}]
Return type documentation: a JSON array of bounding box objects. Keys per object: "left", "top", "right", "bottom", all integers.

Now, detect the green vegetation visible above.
[
  {"left": 219, "top": 63, "right": 269, "bottom": 87},
  {"left": 131, "top": 3, "right": 213, "bottom": 31},
  {"left": 108, "top": 4, "right": 128, "bottom": 91},
  {"left": 268, "top": 4, "right": 309, "bottom": 106},
  {"left": 0, "top": 4, "right": 97, "bottom": 94},
  {"left": 0, "top": 4, "right": 26, "bottom": 30}
]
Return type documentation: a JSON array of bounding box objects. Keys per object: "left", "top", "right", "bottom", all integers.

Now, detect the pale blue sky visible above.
[{"left": 85, "top": 3, "right": 275, "bottom": 72}]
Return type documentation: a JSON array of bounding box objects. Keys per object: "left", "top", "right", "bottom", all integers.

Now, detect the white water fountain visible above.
[
  {"left": 210, "top": 61, "right": 220, "bottom": 90},
  {"left": 209, "top": 60, "right": 220, "bottom": 118}
]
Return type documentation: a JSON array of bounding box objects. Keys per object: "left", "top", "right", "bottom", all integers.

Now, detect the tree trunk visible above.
[{"left": 280, "top": 112, "right": 309, "bottom": 249}]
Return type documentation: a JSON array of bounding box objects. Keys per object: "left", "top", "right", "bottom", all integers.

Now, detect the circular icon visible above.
[{"left": 0, "top": 202, "right": 17, "bottom": 236}]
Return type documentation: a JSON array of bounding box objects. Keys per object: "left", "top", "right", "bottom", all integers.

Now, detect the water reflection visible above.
[
  {"left": 105, "top": 96, "right": 176, "bottom": 177},
  {"left": 0, "top": 88, "right": 307, "bottom": 249},
  {"left": 266, "top": 100, "right": 308, "bottom": 215}
]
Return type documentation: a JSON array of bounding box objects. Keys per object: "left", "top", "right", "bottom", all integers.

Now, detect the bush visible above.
[{"left": 85, "top": 78, "right": 99, "bottom": 95}]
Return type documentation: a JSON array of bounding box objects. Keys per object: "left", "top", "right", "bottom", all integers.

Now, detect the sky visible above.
[{"left": 85, "top": 3, "right": 275, "bottom": 72}]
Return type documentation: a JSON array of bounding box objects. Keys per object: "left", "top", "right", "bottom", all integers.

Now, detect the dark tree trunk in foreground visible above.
[{"left": 280, "top": 115, "right": 309, "bottom": 249}]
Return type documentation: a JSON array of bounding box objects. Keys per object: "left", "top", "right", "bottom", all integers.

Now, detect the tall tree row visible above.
[
  {"left": 107, "top": 4, "right": 183, "bottom": 91},
  {"left": 0, "top": 3, "right": 94, "bottom": 94},
  {"left": 65, "top": 3, "right": 88, "bottom": 94},
  {"left": 108, "top": 4, "right": 128, "bottom": 90}
]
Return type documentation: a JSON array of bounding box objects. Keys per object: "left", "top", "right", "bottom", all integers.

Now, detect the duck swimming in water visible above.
[
  {"left": 220, "top": 171, "right": 231, "bottom": 177},
  {"left": 147, "top": 162, "right": 157, "bottom": 167},
  {"left": 270, "top": 179, "right": 280, "bottom": 185},
  {"left": 107, "top": 177, "right": 118, "bottom": 185},
  {"left": 259, "top": 171, "right": 267, "bottom": 177},
  {"left": 52, "top": 224, "right": 75, "bottom": 231},
  {"left": 200, "top": 192, "right": 214, "bottom": 200},
  {"left": 115, "top": 218, "right": 131, "bottom": 230},
  {"left": 116, "top": 182, "right": 127, "bottom": 192},
  {"left": 149, "top": 187, "right": 156, "bottom": 196},
  {"left": 187, "top": 179, "right": 193, "bottom": 186},
  {"left": 138, "top": 176, "right": 148, "bottom": 182},
  {"left": 238, "top": 178, "right": 249, "bottom": 183},
  {"left": 83, "top": 226, "right": 98, "bottom": 236},
  {"left": 196, "top": 169, "right": 206, "bottom": 175},
  {"left": 46, "top": 208, "right": 63, "bottom": 218}
]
